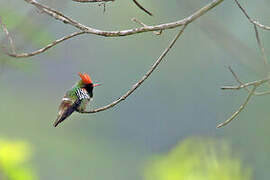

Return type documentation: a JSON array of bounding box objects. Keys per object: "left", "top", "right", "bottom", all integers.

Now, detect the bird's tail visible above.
[
  {"left": 53, "top": 116, "right": 64, "bottom": 127},
  {"left": 53, "top": 99, "right": 81, "bottom": 127},
  {"left": 53, "top": 109, "right": 73, "bottom": 127}
]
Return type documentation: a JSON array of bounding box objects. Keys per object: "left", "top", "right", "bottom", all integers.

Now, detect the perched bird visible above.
[{"left": 54, "top": 72, "right": 100, "bottom": 127}]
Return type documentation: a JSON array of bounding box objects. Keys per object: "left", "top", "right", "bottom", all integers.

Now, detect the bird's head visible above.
[{"left": 78, "top": 72, "right": 101, "bottom": 88}]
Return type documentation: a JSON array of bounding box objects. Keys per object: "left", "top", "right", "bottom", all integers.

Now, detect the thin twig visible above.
[
  {"left": 0, "top": 18, "right": 16, "bottom": 54},
  {"left": 3, "top": 0, "right": 223, "bottom": 58},
  {"left": 253, "top": 24, "right": 270, "bottom": 95},
  {"left": 2, "top": 31, "right": 85, "bottom": 58},
  {"left": 234, "top": 0, "right": 270, "bottom": 31},
  {"left": 131, "top": 18, "right": 162, "bottom": 35},
  {"left": 24, "top": 0, "right": 223, "bottom": 37},
  {"left": 233, "top": 0, "right": 270, "bottom": 73},
  {"left": 72, "top": 0, "right": 114, "bottom": 2},
  {"left": 227, "top": 66, "right": 250, "bottom": 91},
  {"left": 226, "top": 66, "right": 270, "bottom": 96},
  {"left": 232, "top": 0, "right": 270, "bottom": 92},
  {"left": 217, "top": 85, "right": 257, "bottom": 128},
  {"left": 82, "top": 25, "right": 187, "bottom": 113},
  {"left": 254, "top": 91, "right": 270, "bottom": 96},
  {"left": 218, "top": 67, "right": 270, "bottom": 128},
  {"left": 132, "top": 0, "right": 153, "bottom": 16},
  {"left": 221, "top": 78, "right": 270, "bottom": 90},
  {"left": 254, "top": 25, "right": 269, "bottom": 70}
]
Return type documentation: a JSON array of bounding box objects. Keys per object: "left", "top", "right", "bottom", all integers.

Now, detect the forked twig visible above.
[
  {"left": 23, "top": 0, "right": 223, "bottom": 37},
  {"left": 234, "top": 0, "right": 270, "bottom": 31},
  {"left": 226, "top": 66, "right": 270, "bottom": 96},
  {"left": 232, "top": 0, "right": 270, "bottom": 94},
  {"left": 82, "top": 25, "right": 187, "bottom": 113},
  {"left": 0, "top": 28, "right": 85, "bottom": 58},
  {"left": 2, "top": 0, "right": 223, "bottom": 58},
  {"left": 217, "top": 85, "right": 257, "bottom": 128},
  {"left": 221, "top": 78, "right": 270, "bottom": 90},
  {"left": 131, "top": 18, "right": 162, "bottom": 35},
  {"left": 233, "top": 0, "right": 270, "bottom": 70}
]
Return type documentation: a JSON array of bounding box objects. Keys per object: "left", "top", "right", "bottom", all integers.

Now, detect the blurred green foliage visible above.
[
  {"left": 0, "top": 7, "right": 53, "bottom": 46},
  {"left": 0, "top": 6, "right": 53, "bottom": 72},
  {"left": 0, "top": 1, "right": 269, "bottom": 179},
  {"left": 144, "top": 138, "right": 252, "bottom": 180},
  {"left": 0, "top": 139, "right": 37, "bottom": 180}
]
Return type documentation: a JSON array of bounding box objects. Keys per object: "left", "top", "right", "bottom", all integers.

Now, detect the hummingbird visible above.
[{"left": 53, "top": 72, "right": 101, "bottom": 127}]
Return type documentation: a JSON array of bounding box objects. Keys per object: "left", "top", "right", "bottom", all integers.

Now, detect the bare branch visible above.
[
  {"left": 24, "top": 0, "right": 223, "bottom": 37},
  {"left": 2, "top": 31, "right": 85, "bottom": 58},
  {"left": 254, "top": 91, "right": 270, "bottom": 96},
  {"left": 217, "top": 85, "right": 257, "bottom": 128},
  {"left": 226, "top": 66, "right": 270, "bottom": 96},
  {"left": 221, "top": 78, "right": 270, "bottom": 90},
  {"left": 132, "top": 0, "right": 153, "bottom": 16},
  {"left": 131, "top": 18, "right": 162, "bottom": 35},
  {"left": 227, "top": 66, "right": 251, "bottom": 92},
  {"left": 2, "top": 0, "right": 223, "bottom": 58},
  {"left": 218, "top": 68, "right": 270, "bottom": 128},
  {"left": 81, "top": 25, "right": 187, "bottom": 113},
  {"left": 225, "top": 66, "right": 270, "bottom": 96},
  {"left": 228, "top": 66, "right": 244, "bottom": 85},
  {"left": 231, "top": 0, "right": 270, "bottom": 95},
  {"left": 234, "top": 0, "right": 270, "bottom": 31}
]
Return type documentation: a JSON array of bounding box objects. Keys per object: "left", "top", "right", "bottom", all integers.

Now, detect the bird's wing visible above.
[
  {"left": 54, "top": 88, "right": 90, "bottom": 127},
  {"left": 54, "top": 97, "right": 79, "bottom": 127}
]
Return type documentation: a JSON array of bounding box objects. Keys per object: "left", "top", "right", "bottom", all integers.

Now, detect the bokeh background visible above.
[{"left": 1, "top": 0, "right": 270, "bottom": 179}]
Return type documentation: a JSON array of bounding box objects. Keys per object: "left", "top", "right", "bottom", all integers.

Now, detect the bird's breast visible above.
[{"left": 76, "top": 88, "right": 90, "bottom": 100}]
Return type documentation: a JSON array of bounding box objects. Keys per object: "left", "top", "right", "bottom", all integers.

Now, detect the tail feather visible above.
[
  {"left": 53, "top": 107, "right": 75, "bottom": 127},
  {"left": 53, "top": 99, "right": 82, "bottom": 127},
  {"left": 53, "top": 116, "right": 65, "bottom": 127}
]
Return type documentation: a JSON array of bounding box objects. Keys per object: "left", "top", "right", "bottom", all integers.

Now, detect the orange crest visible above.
[{"left": 78, "top": 72, "right": 93, "bottom": 84}]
